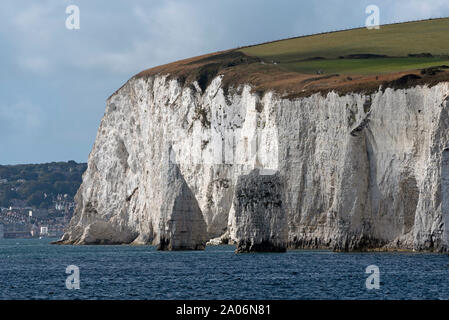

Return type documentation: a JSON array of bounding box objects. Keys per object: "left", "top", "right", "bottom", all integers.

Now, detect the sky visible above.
[{"left": 1, "top": 0, "right": 449, "bottom": 165}]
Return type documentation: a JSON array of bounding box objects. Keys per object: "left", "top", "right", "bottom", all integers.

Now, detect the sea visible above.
[{"left": 0, "top": 238, "right": 448, "bottom": 300}]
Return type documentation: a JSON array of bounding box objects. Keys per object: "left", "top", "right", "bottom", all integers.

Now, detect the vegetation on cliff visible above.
[{"left": 134, "top": 18, "right": 449, "bottom": 98}]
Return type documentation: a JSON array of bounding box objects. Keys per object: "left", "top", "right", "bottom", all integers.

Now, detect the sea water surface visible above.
[{"left": 0, "top": 238, "right": 448, "bottom": 300}]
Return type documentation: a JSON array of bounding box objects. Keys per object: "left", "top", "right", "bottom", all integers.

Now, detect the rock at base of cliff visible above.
[
  {"left": 56, "top": 220, "right": 137, "bottom": 245},
  {"left": 228, "top": 169, "right": 287, "bottom": 253},
  {"left": 157, "top": 155, "right": 208, "bottom": 251},
  {"left": 206, "top": 231, "right": 231, "bottom": 246},
  {"left": 236, "top": 239, "right": 287, "bottom": 253}
]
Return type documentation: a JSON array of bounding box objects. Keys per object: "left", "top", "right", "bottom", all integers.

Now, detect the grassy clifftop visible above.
[
  {"left": 240, "top": 18, "right": 449, "bottom": 75},
  {"left": 136, "top": 18, "right": 449, "bottom": 98}
]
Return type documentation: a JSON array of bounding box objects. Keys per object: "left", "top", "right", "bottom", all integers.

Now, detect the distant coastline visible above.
[{"left": 0, "top": 161, "right": 86, "bottom": 239}]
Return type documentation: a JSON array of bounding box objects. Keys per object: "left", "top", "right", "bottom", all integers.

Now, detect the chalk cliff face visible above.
[{"left": 60, "top": 73, "right": 449, "bottom": 252}]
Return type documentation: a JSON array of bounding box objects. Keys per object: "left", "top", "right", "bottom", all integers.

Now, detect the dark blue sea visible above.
[{"left": 0, "top": 238, "right": 448, "bottom": 300}]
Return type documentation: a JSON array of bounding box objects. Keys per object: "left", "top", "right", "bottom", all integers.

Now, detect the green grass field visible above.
[
  {"left": 240, "top": 18, "right": 449, "bottom": 75},
  {"left": 282, "top": 57, "right": 449, "bottom": 75}
]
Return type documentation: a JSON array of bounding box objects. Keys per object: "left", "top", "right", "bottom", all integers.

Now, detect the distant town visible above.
[
  {"left": 0, "top": 196, "right": 74, "bottom": 239},
  {"left": 0, "top": 161, "right": 86, "bottom": 239}
]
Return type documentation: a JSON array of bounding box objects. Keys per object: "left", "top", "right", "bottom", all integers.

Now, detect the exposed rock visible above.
[
  {"left": 60, "top": 73, "right": 449, "bottom": 252},
  {"left": 157, "top": 147, "right": 208, "bottom": 250},
  {"left": 206, "top": 231, "right": 230, "bottom": 245},
  {"left": 228, "top": 169, "right": 287, "bottom": 253}
]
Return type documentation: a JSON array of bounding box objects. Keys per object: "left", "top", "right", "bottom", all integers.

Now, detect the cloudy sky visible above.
[{"left": 1, "top": 0, "right": 448, "bottom": 165}]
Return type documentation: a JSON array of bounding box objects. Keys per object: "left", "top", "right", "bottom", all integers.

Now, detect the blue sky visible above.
[{"left": 1, "top": 0, "right": 448, "bottom": 165}]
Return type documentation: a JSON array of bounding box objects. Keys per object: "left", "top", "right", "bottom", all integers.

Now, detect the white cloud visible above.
[
  {"left": 10, "top": 2, "right": 60, "bottom": 45},
  {"left": 1, "top": 1, "right": 220, "bottom": 76},
  {"left": 82, "top": 1, "right": 215, "bottom": 75}
]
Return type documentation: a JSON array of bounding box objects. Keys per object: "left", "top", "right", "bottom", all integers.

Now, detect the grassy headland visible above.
[{"left": 135, "top": 18, "right": 449, "bottom": 98}]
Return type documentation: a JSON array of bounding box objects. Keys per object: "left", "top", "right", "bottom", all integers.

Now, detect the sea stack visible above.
[{"left": 228, "top": 169, "right": 287, "bottom": 253}]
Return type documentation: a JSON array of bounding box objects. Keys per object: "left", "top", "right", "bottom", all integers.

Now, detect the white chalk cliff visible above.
[{"left": 60, "top": 73, "right": 449, "bottom": 252}]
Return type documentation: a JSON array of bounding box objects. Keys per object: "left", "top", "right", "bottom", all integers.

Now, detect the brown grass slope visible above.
[{"left": 133, "top": 18, "right": 449, "bottom": 99}]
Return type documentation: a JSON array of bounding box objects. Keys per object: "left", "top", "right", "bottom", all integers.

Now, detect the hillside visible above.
[
  {"left": 0, "top": 161, "right": 87, "bottom": 209},
  {"left": 136, "top": 18, "right": 449, "bottom": 98}
]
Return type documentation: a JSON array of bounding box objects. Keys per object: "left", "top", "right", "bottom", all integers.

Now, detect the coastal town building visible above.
[{"left": 0, "top": 194, "right": 74, "bottom": 239}]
